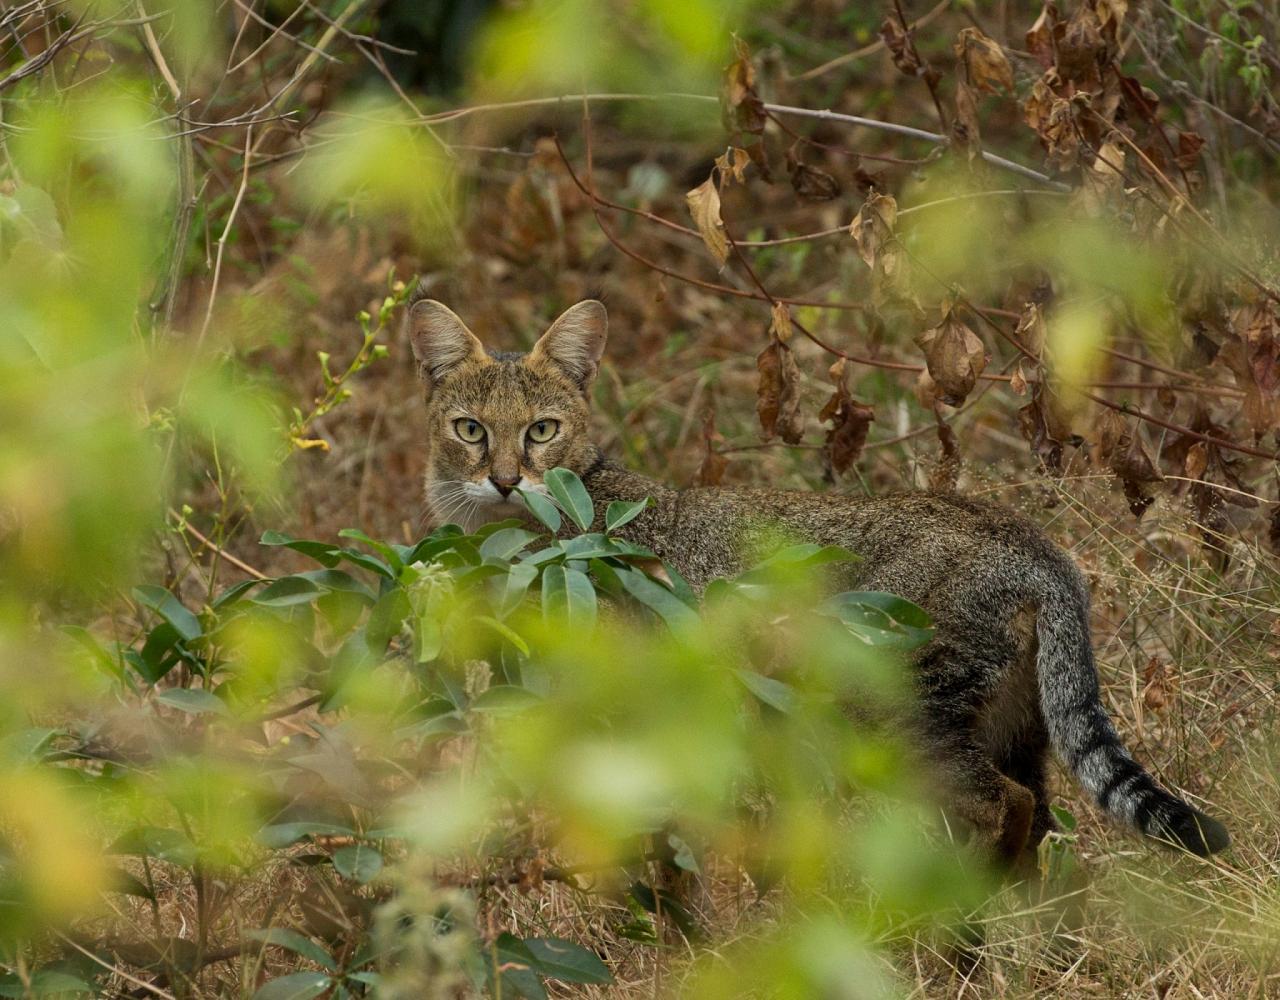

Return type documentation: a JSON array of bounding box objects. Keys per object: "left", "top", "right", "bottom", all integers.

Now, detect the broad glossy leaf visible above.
[
  {"left": 605, "top": 498, "right": 649, "bottom": 533},
  {"left": 338, "top": 528, "right": 404, "bottom": 571},
  {"left": 735, "top": 669, "right": 798, "bottom": 714},
  {"left": 479, "top": 527, "right": 540, "bottom": 561},
  {"left": 0, "top": 971, "right": 94, "bottom": 997},
  {"left": 365, "top": 588, "right": 411, "bottom": 650},
  {"left": 332, "top": 843, "right": 383, "bottom": 883},
  {"left": 541, "top": 565, "right": 597, "bottom": 629},
  {"left": 617, "top": 568, "right": 698, "bottom": 631},
  {"left": 473, "top": 615, "right": 530, "bottom": 656},
  {"left": 818, "top": 591, "right": 933, "bottom": 649},
  {"left": 492, "top": 934, "right": 547, "bottom": 1000},
  {"left": 108, "top": 827, "right": 198, "bottom": 866},
  {"left": 250, "top": 972, "right": 332, "bottom": 1000},
  {"left": 246, "top": 929, "right": 337, "bottom": 971},
  {"left": 260, "top": 530, "right": 341, "bottom": 568},
  {"left": 515, "top": 487, "right": 561, "bottom": 533},
  {"left": 255, "top": 821, "right": 355, "bottom": 849},
  {"left": 132, "top": 585, "right": 201, "bottom": 641},
  {"left": 544, "top": 468, "right": 594, "bottom": 532},
  {"left": 155, "top": 688, "right": 228, "bottom": 716},
  {"left": 253, "top": 576, "right": 322, "bottom": 607},
  {"left": 498, "top": 562, "right": 538, "bottom": 617},
  {"left": 525, "top": 937, "right": 612, "bottom": 985}
]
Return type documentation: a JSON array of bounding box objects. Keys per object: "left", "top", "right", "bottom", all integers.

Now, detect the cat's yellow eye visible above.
[
  {"left": 527, "top": 419, "right": 560, "bottom": 444},
  {"left": 454, "top": 418, "right": 486, "bottom": 444}
]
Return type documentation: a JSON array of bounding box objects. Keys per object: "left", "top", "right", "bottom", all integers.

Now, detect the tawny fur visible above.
[{"left": 408, "top": 293, "right": 1230, "bottom": 862}]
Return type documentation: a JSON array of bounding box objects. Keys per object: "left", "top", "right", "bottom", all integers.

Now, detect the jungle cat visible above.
[{"left": 407, "top": 293, "right": 1230, "bottom": 864}]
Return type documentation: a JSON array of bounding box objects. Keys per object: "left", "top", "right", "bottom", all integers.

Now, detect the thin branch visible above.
[
  {"left": 196, "top": 124, "right": 253, "bottom": 350},
  {"left": 791, "top": 0, "right": 950, "bottom": 81},
  {"left": 168, "top": 508, "right": 267, "bottom": 580},
  {"left": 420, "top": 91, "right": 1069, "bottom": 191}
]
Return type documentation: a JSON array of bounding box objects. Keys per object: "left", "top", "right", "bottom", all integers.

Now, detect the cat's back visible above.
[{"left": 641, "top": 483, "right": 1069, "bottom": 598}]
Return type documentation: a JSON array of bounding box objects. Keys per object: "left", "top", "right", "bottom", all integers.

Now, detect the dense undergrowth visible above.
[{"left": 1, "top": 0, "right": 1278, "bottom": 996}]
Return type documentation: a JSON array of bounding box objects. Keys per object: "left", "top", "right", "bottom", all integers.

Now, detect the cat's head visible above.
[{"left": 409, "top": 298, "right": 607, "bottom": 530}]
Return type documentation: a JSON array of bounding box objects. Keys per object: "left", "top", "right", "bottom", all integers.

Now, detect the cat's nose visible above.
[{"left": 489, "top": 474, "right": 520, "bottom": 498}]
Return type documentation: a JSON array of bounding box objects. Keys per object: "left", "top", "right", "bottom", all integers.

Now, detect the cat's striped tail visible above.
[{"left": 1034, "top": 569, "right": 1229, "bottom": 857}]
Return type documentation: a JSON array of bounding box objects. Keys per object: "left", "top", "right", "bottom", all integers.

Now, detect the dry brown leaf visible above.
[
  {"left": 722, "top": 36, "right": 766, "bottom": 135},
  {"left": 914, "top": 369, "right": 937, "bottom": 409},
  {"left": 1025, "top": 1, "right": 1060, "bottom": 70},
  {"left": 1010, "top": 362, "right": 1029, "bottom": 397},
  {"left": 1023, "top": 71, "right": 1060, "bottom": 134},
  {"left": 954, "top": 27, "right": 1014, "bottom": 94},
  {"left": 715, "top": 146, "right": 752, "bottom": 185},
  {"left": 821, "top": 392, "right": 874, "bottom": 477},
  {"left": 686, "top": 174, "right": 729, "bottom": 267},
  {"left": 879, "top": 14, "right": 922, "bottom": 76},
  {"left": 756, "top": 339, "right": 804, "bottom": 443},
  {"left": 1175, "top": 131, "right": 1206, "bottom": 169},
  {"left": 1017, "top": 382, "right": 1071, "bottom": 472},
  {"left": 770, "top": 301, "right": 794, "bottom": 343},
  {"left": 1057, "top": 2, "right": 1105, "bottom": 84},
  {"left": 697, "top": 406, "right": 728, "bottom": 486},
  {"left": 1184, "top": 441, "right": 1209, "bottom": 481},
  {"left": 1015, "top": 302, "right": 1048, "bottom": 356},
  {"left": 914, "top": 309, "right": 988, "bottom": 406},
  {"left": 786, "top": 145, "right": 841, "bottom": 201},
  {"left": 953, "top": 80, "right": 982, "bottom": 160},
  {"left": 849, "top": 192, "right": 898, "bottom": 270},
  {"left": 1220, "top": 301, "right": 1280, "bottom": 438}
]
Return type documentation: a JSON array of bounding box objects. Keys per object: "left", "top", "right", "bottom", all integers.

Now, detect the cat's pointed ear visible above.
[
  {"left": 528, "top": 300, "right": 607, "bottom": 389},
  {"left": 409, "top": 300, "right": 488, "bottom": 387}
]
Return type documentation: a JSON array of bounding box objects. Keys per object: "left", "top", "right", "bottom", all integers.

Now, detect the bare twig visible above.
[{"left": 168, "top": 508, "right": 267, "bottom": 580}]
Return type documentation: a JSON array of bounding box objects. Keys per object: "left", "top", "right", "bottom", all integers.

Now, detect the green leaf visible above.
[
  {"left": 246, "top": 929, "right": 338, "bottom": 971},
  {"left": 1050, "top": 804, "right": 1078, "bottom": 832},
  {"left": 544, "top": 468, "right": 594, "bottom": 532},
  {"left": 250, "top": 972, "right": 332, "bottom": 1000},
  {"left": 108, "top": 868, "right": 155, "bottom": 900},
  {"left": 557, "top": 535, "right": 621, "bottom": 560},
  {"left": 255, "top": 821, "right": 355, "bottom": 849},
  {"left": 616, "top": 568, "right": 698, "bottom": 631},
  {"left": 332, "top": 843, "right": 383, "bottom": 883},
  {"left": 107, "top": 827, "right": 198, "bottom": 866},
  {"left": 211, "top": 579, "right": 263, "bottom": 609},
  {"left": 479, "top": 527, "right": 540, "bottom": 561},
  {"left": 605, "top": 498, "right": 649, "bottom": 533},
  {"left": 754, "top": 543, "right": 859, "bottom": 572},
  {"left": 515, "top": 487, "right": 561, "bottom": 533},
  {"left": 498, "top": 562, "right": 539, "bottom": 617},
  {"left": 61, "top": 625, "right": 122, "bottom": 679},
  {"left": 155, "top": 688, "right": 229, "bottom": 716},
  {"left": 260, "top": 530, "right": 341, "bottom": 568},
  {"left": 338, "top": 528, "right": 404, "bottom": 572},
  {"left": 470, "top": 686, "right": 542, "bottom": 715},
  {"left": 735, "top": 669, "right": 798, "bottom": 714},
  {"left": 254, "top": 576, "right": 323, "bottom": 607},
  {"left": 0, "top": 971, "right": 94, "bottom": 997},
  {"left": 542, "top": 565, "right": 597, "bottom": 629},
  {"left": 132, "top": 585, "right": 202, "bottom": 642},
  {"left": 818, "top": 591, "right": 933, "bottom": 649},
  {"left": 473, "top": 615, "right": 530, "bottom": 656},
  {"left": 523, "top": 937, "right": 612, "bottom": 985},
  {"left": 491, "top": 934, "right": 547, "bottom": 1000},
  {"left": 365, "top": 588, "right": 411, "bottom": 651},
  {"left": 297, "top": 569, "right": 375, "bottom": 599}
]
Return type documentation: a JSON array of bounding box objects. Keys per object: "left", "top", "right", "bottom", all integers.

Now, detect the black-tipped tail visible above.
[
  {"left": 1146, "top": 803, "right": 1230, "bottom": 857},
  {"left": 1033, "top": 566, "right": 1230, "bottom": 857}
]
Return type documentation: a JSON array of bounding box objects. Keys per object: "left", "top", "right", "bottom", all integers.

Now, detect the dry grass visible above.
[{"left": 165, "top": 128, "right": 1280, "bottom": 999}]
